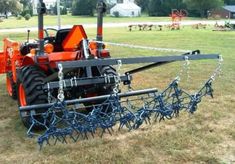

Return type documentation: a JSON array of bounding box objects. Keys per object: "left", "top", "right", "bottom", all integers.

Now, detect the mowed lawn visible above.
[{"left": 0, "top": 27, "right": 234, "bottom": 163}]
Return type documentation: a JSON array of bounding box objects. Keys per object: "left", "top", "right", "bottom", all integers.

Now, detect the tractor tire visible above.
[
  {"left": 83, "top": 66, "right": 117, "bottom": 113},
  {"left": 17, "top": 65, "right": 48, "bottom": 129},
  {"left": 6, "top": 72, "right": 17, "bottom": 100},
  {"left": 100, "top": 66, "right": 117, "bottom": 92}
]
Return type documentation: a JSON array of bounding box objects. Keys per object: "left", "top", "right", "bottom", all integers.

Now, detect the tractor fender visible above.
[{"left": 22, "top": 55, "right": 35, "bottom": 66}]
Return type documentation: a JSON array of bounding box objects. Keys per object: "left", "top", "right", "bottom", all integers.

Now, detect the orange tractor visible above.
[
  {"left": 0, "top": 0, "right": 115, "bottom": 128},
  {"left": 0, "top": 0, "right": 221, "bottom": 146}
]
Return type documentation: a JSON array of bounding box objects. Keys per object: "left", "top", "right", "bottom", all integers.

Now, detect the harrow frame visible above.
[{"left": 19, "top": 53, "right": 220, "bottom": 112}]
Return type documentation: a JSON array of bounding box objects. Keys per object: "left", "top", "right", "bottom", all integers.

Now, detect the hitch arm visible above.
[{"left": 125, "top": 50, "right": 200, "bottom": 75}]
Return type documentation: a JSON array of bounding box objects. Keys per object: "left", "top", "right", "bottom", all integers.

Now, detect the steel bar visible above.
[
  {"left": 125, "top": 50, "right": 201, "bottom": 74},
  {"left": 19, "top": 88, "right": 158, "bottom": 111},
  {"left": 126, "top": 62, "right": 170, "bottom": 74},
  {"left": 45, "top": 74, "right": 132, "bottom": 90},
  {"left": 57, "top": 54, "right": 220, "bottom": 69}
]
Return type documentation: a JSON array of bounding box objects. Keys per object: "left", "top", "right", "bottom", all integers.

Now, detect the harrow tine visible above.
[{"left": 24, "top": 75, "right": 219, "bottom": 148}]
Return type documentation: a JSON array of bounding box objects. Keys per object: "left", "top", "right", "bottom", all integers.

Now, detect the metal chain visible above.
[
  {"left": 57, "top": 64, "right": 65, "bottom": 102},
  {"left": 210, "top": 55, "right": 223, "bottom": 81},
  {"left": 176, "top": 56, "right": 190, "bottom": 82},
  {"left": 94, "top": 40, "right": 192, "bottom": 53},
  {"left": 113, "top": 60, "right": 122, "bottom": 94},
  {"left": 47, "top": 83, "right": 52, "bottom": 103}
]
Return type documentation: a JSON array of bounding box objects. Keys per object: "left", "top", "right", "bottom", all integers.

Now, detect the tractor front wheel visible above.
[{"left": 17, "top": 66, "right": 48, "bottom": 129}]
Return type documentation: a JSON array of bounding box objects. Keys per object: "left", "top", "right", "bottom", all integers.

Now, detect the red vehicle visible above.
[{"left": 0, "top": 0, "right": 116, "bottom": 128}]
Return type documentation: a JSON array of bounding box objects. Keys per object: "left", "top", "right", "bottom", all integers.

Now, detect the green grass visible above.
[
  {"left": 0, "top": 27, "right": 235, "bottom": 163},
  {"left": 0, "top": 15, "right": 203, "bottom": 29}
]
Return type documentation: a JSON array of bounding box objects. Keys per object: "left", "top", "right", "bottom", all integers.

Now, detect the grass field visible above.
[
  {"left": 0, "top": 15, "right": 204, "bottom": 29},
  {"left": 0, "top": 26, "right": 234, "bottom": 163}
]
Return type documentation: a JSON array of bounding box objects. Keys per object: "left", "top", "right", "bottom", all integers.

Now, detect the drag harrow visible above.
[
  {"left": 18, "top": 53, "right": 222, "bottom": 149},
  {"left": 0, "top": 0, "right": 223, "bottom": 149}
]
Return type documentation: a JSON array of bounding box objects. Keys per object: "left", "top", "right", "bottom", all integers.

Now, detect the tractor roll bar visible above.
[{"left": 37, "top": 0, "right": 46, "bottom": 56}]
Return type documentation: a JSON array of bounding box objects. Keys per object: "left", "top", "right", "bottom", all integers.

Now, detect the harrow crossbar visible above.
[
  {"left": 57, "top": 54, "right": 220, "bottom": 69},
  {"left": 19, "top": 88, "right": 158, "bottom": 112},
  {"left": 126, "top": 50, "right": 200, "bottom": 74},
  {"left": 45, "top": 74, "right": 132, "bottom": 90}
]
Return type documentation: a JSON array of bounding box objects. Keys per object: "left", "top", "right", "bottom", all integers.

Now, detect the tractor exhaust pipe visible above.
[
  {"left": 37, "top": 0, "right": 46, "bottom": 56},
  {"left": 96, "top": 0, "right": 106, "bottom": 56}
]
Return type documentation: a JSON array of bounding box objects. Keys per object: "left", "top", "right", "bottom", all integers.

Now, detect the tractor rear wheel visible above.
[
  {"left": 83, "top": 66, "right": 117, "bottom": 113},
  {"left": 6, "top": 72, "right": 17, "bottom": 100},
  {"left": 17, "top": 65, "right": 48, "bottom": 129}
]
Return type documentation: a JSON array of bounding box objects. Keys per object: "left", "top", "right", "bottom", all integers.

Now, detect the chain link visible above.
[
  {"left": 210, "top": 55, "right": 223, "bottom": 81},
  {"left": 47, "top": 83, "right": 52, "bottom": 103},
  {"left": 176, "top": 56, "right": 190, "bottom": 82},
  {"left": 94, "top": 40, "right": 192, "bottom": 53},
  {"left": 57, "top": 64, "right": 65, "bottom": 102},
  {"left": 113, "top": 60, "right": 122, "bottom": 94}
]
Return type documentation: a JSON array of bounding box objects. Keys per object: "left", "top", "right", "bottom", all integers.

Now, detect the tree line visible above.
[
  {"left": 137, "top": 0, "right": 235, "bottom": 17},
  {"left": 0, "top": 0, "right": 235, "bottom": 18}
]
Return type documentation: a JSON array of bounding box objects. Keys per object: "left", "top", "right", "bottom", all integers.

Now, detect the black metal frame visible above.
[
  {"left": 43, "top": 53, "right": 219, "bottom": 93},
  {"left": 19, "top": 88, "right": 158, "bottom": 111},
  {"left": 57, "top": 54, "right": 219, "bottom": 69},
  {"left": 44, "top": 74, "right": 132, "bottom": 90}
]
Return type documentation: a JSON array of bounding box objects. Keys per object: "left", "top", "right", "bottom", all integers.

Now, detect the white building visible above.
[
  {"left": 110, "top": 0, "right": 141, "bottom": 17},
  {"left": 32, "top": 0, "right": 56, "bottom": 15}
]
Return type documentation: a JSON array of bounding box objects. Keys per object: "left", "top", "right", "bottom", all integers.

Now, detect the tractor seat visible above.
[
  {"left": 53, "top": 28, "right": 71, "bottom": 52},
  {"left": 20, "top": 43, "right": 38, "bottom": 56}
]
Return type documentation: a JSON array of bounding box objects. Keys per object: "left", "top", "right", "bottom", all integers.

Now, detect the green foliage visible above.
[
  {"left": 72, "top": 0, "right": 96, "bottom": 16},
  {"left": 183, "top": 0, "right": 224, "bottom": 17},
  {"left": 62, "top": 7, "right": 68, "bottom": 15},
  {"left": 20, "top": 0, "right": 33, "bottom": 17},
  {"left": 21, "top": 9, "right": 32, "bottom": 17},
  {"left": 135, "top": 0, "right": 150, "bottom": 12},
  {"left": 148, "top": 0, "right": 162, "bottom": 16},
  {"left": 60, "top": 0, "right": 73, "bottom": 9},
  {"left": 148, "top": 0, "right": 186, "bottom": 16},
  {"left": 0, "top": 0, "right": 23, "bottom": 18},
  {"left": 113, "top": 11, "right": 119, "bottom": 17},
  {"left": 16, "top": 15, "right": 22, "bottom": 20},
  {"left": 224, "top": 0, "right": 235, "bottom": 5},
  {"left": 19, "top": 0, "right": 31, "bottom": 10},
  {"left": 53, "top": 4, "right": 68, "bottom": 15},
  {"left": 24, "top": 13, "right": 31, "bottom": 20}
]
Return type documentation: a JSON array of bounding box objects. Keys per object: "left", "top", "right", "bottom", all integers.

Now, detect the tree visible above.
[
  {"left": 72, "top": 0, "right": 96, "bottom": 16},
  {"left": 20, "top": 0, "right": 30, "bottom": 9},
  {"left": 148, "top": 0, "right": 164, "bottom": 16},
  {"left": 0, "top": 0, "right": 23, "bottom": 18},
  {"left": 148, "top": 0, "right": 186, "bottom": 16},
  {"left": 62, "top": 0, "right": 73, "bottom": 9},
  {"left": 183, "top": 0, "right": 223, "bottom": 17},
  {"left": 224, "top": 0, "right": 235, "bottom": 5},
  {"left": 135, "top": 0, "right": 149, "bottom": 13},
  {"left": 53, "top": 4, "right": 68, "bottom": 15},
  {"left": 20, "top": 0, "right": 33, "bottom": 16}
]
